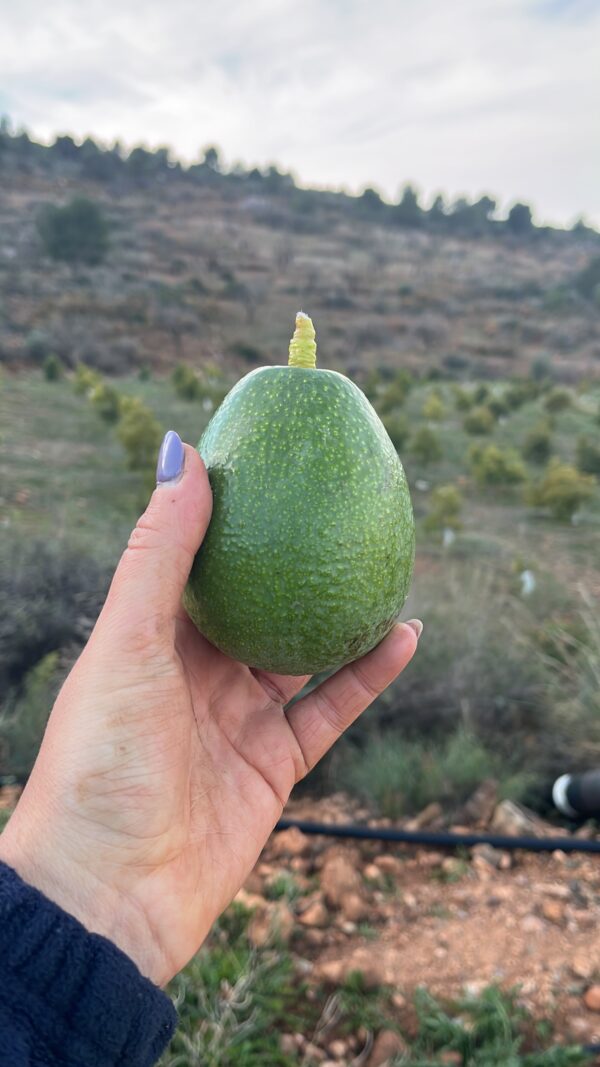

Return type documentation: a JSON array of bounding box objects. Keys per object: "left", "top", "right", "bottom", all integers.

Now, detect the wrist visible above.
[{"left": 0, "top": 818, "right": 168, "bottom": 987}]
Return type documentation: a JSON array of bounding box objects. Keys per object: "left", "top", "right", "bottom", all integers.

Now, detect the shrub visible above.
[
  {"left": 37, "top": 196, "right": 109, "bottom": 266},
  {"left": 0, "top": 538, "right": 109, "bottom": 695},
  {"left": 25, "top": 329, "right": 51, "bottom": 363},
  {"left": 574, "top": 254, "right": 600, "bottom": 301},
  {"left": 89, "top": 381, "right": 122, "bottom": 423},
  {"left": 373, "top": 377, "right": 405, "bottom": 413},
  {"left": 576, "top": 434, "right": 600, "bottom": 476},
  {"left": 527, "top": 459, "right": 595, "bottom": 520},
  {"left": 411, "top": 985, "right": 590, "bottom": 1065},
  {"left": 362, "top": 367, "right": 381, "bottom": 403},
  {"left": 531, "top": 355, "right": 552, "bottom": 381},
  {"left": 452, "top": 385, "right": 473, "bottom": 412},
  {"left": 424, "top": 485, "right": 463, "bottom": 532},
  {"left": 117, "top": 398, "right": 162, "bottom": 471},
  {"left": 410, "top": 426, "right": 442, "bottom": 464},
  {"left": 504, "top": 380, "right": 541, "bottom": 410},
  {"left": 0, "top": 653, "right": 60, "bottom": 780},
  {"left": 382, "top": 411, "right": 409, "bottom": 452},
  {"left": 172, "top": 363, "right": 201, "bottom": 400},
  {"left": 473, "top": 384, "right": 489, "bottom": 404},
  {"left": 469, "top": 444, "right": 526, "bottom": 487},
  {"left": 229, "top": 341, "right": 264, "bottom": 364},
  {"left": 463, "top": 405, "right": 495, "bottom": 435},
  {"left": 337, "top": 728, "right": 524, "bottom": 820},
  {"left": 43, "top": 354, "right": 63, "bottom": 381},
  {"left": 73, "top": 363, "right": 101, "bottom": 396},
  {"left": 486, "top": 393, "right": 509, "bottom": 419},
  {"left": 522, "top": 421, "right": 552, "bottom": 464},
  {"left": 544, "top": 387, "right": 572, "bottom": 414},
  {"left": 422, "top": 391, "right": 445, "bottom": 420}
]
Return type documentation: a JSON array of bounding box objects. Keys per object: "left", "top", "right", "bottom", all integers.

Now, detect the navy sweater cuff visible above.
[{"left": 0, "top": 860, "right": 177, "bottom": 1067}]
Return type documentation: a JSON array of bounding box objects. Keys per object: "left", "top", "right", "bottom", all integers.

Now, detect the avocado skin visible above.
[{"left": 183, "top": 366, "right": 415, "bottom": 675}]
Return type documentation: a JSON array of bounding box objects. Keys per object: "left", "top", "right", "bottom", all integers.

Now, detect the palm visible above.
[
  {"left": 95, "top": 612, "right": 414, "bottom": 985},
  {"left": 136, "top": 614, "right": 311, "bottom": 978}
]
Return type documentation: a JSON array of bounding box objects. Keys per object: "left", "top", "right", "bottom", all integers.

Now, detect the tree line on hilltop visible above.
[{"left": 0, "top": 116, "right": 597, "bottom": 242}]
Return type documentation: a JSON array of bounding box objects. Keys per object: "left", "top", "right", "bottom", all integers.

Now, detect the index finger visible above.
[{"left": 285, "top": 621, "right": 420, "bottom": 774}]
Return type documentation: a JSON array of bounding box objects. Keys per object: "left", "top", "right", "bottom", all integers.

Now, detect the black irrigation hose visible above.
[
  {"left": 277, "top": 818, "right": 600, "bottom": 1058},
  {"left": 276, "top": 817, "right": 600, "bottom": 854}
]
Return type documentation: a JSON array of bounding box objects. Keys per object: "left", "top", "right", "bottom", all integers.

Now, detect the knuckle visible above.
[
  {"left": 350, "top": 661, "right": 380, "bottom": 702},
  {"left": 313, "top": 687, "right": 348, "bottom": 734}
]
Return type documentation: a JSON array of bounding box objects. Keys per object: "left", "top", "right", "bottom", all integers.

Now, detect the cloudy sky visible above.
[{"left": 2, "top": 0, "right": 599, "bottom": 226}]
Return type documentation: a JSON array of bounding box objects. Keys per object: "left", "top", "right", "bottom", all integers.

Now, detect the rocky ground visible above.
[
  {"left": 243, "top": 789, "right": 600, "bottom": 1062},
  {"left": 2, "top": 783, "right": 599, "bottom": 1063}
]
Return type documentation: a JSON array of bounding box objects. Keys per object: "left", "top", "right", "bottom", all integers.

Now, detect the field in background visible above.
[
  {"left": 1, "top": 367, "right": 599, "bottom": 812},
  {"left": 2, "top": 154, "right": 600, "bottom": 1065}
]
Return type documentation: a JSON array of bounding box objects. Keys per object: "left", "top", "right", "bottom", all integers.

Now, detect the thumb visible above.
[{"left": 99, "top": 431, "right": 212, "bottom": 644}]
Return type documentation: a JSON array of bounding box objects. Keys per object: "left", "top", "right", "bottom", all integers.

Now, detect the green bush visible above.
[
  {"left": 373, "top": 377, "right": 405, "bottom": 413},
  {"left": 421, "top": 391, "right": 445, "bottom": 421},
  {"left": 0, "top": 653, "right": 60, "bottom": 779},
  {"left": 486, "top": 393, "right": 509, "bottom": 419},
  {"left": 410, "top": 426, "right": 442, "bottom": 464},
  {"left": 469, "top": 444, "right": 526, "bottom": 487},
  {"left": 37, "top": 196, "right": 109, "bottom": 266},
  {"left": 382, "top": 411, "right": 410, "bottom": 452},
  {"left": 522, "top": 421, "right": 552, "bottom": 464},
  {"left": 544, "top": 387, "right": 572, "bottom": 414},
  {"left": 73, "top": 363, "right": 101, "bottom": 396},
  {"left": 424, "top": 485, "right": 463, "bottom": 532},
  {"left": 527, "top": 459, "right": 595, "bottom": 520},
  {"left": 89, "top": 381, "right": 122, "bottom": 423},
  {"left": 504, "top": 380, "right": 541, "bottom": 410},
  {"left": 43, "top": 354, "right": 64, "bottom": 381},
  {"left": 452, "top": 385, "right": 473, "bottom": 411},
  {"left": 576, "top": 434, "right": 600, "bottom": 476},
  {"left": 172, "top": 363, "right": 201, "bottom": 401},
  {"left": 362, "top": 367, "right": 381, "bottom": 403},
  {"left": 463, "top": 405, "right": 495, "bottom": 435},
  {"left": 472, "top": 384, "right": 489, "bottom": 404},
  {"left": 411, "top": 985, "right": 590, "bottom": 1065},
  {"left": 116, "top": 398, "right": 162, "bottom": 471},
  {"left": 337, "top": 728, "right": 526, "bottom": 820}
]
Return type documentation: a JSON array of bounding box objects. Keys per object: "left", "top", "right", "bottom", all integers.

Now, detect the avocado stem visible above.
[{"left": 288, "top": 311, "right": 317, "bottom": 368}]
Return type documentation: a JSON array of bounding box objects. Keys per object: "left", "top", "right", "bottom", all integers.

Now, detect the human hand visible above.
[{"left": 0, "top": 431, "right": 421, "bottom": 988}]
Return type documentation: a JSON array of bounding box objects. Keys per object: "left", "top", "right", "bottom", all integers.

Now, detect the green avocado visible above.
[{"left": 184, "top": 313, "right": 415, "bottom": 675}]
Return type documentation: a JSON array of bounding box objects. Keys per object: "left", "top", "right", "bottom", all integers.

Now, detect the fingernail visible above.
[
  {"left": 405, "top": 618, "right": 423, "bottom": 639},
  {"left": 156, "top": 430, "right": 184, "bottom": 485}
]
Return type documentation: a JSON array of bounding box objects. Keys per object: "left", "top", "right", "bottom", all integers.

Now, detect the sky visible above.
[{"left": 1, "top": 0, "right": 599, "bottom": 227}]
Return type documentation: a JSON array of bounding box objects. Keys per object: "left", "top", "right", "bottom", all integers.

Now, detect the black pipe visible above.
[
  {"left": 275, "top": 818, "right": 600, "bottom": 853},
  {"left": 553, "top": 771, "right": 600, "bottom": 820}
]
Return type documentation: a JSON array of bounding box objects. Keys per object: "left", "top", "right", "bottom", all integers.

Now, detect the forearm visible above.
[{"left": 0, "top": 858, "right": 177, "bottom": 1067}]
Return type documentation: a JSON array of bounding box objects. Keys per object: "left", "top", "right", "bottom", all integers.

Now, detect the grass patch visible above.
[
  {"left": 408, "top": 984, "right": 592, "bottom": 1065},
  {"left": 159, "top": 904, "right": 317, "bottom": 1066}
]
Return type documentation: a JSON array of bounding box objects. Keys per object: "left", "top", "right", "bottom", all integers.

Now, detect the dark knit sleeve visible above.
[{"left": 0, "top": 860, "right": 177, "bottom": 1067}]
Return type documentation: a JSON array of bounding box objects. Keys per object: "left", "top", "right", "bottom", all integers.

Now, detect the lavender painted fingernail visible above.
[{"left": 156, "top": 430, "right": 184, "bottom": 485}]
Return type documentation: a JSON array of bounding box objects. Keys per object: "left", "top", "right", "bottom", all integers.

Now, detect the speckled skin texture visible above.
[{"left": 183, "top": 366, "right": 415, "bottom": 675}]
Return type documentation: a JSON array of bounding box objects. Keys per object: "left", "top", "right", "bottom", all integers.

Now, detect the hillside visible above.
[{"left": 1, "top": 153, "right": 599, "bottom": 383}]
